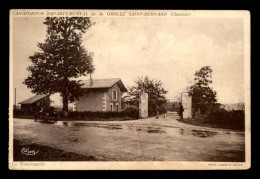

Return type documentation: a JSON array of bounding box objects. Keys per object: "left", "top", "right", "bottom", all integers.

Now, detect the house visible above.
[
  {"left": 19, "top": 94, "right": 50, "bottom": 113},
  {"left": 75, "top": 78, "right": 127, "bottom": 112}
]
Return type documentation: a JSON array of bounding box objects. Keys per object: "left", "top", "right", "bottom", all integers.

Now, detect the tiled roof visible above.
[
  {"left": 80, "top": 78, "right": 127, "bottom": 92},
  {"left": 19, "top": 94, "right": 49, "bottom": 104}
]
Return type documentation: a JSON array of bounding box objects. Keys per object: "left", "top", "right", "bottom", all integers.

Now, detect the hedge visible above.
[
  {"left": 68, "top": 110, "right": 139, "bottom": 120},
  {"left": 14, "top": 107, "right": 168, "bottom": 120}
]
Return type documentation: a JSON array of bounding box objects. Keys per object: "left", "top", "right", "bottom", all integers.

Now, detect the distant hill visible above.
[{"left": 221, "top": 103, "right": 244, "bottom": 111}]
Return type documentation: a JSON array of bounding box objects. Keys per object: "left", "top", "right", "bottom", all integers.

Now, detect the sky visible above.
[{"left": 12, "top": 16, "right": 244, "bottom": 106}]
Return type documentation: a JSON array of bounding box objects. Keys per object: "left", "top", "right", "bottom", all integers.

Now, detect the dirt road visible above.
[{"left": 13, "top": 117, "right": 245, "bottom": 161}]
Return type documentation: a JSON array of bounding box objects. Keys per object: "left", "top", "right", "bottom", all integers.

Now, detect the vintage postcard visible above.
[{"left": 9, "top": 9, "right": 251, "bottom": 170}]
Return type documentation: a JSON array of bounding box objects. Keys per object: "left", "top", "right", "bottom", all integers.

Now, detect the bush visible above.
[
  {"left": 206, "top": 108, "right": 245, "bottom": 130},
  {"left": 122, "top": 105, "right": 138, "bottom": 112}
]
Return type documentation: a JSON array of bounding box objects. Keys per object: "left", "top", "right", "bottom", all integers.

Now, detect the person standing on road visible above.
[
  {"left": 34, "top": 110, "right": 38, "bottom": 121},
  {"left": 33, "top": 106, "right": 40, "bottom": 122},
  {"left": 179, "top": 102, "right": 184, "bottom": 120}
]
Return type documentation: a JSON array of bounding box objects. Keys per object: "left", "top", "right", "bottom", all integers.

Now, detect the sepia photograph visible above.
[{"left": 9, "top": 10, "right": 250, "bottom": 170}]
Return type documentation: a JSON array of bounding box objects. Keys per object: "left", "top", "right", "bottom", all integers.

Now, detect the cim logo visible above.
[{"left": 21, "top": 148, "right": 39, "bottom": 156}]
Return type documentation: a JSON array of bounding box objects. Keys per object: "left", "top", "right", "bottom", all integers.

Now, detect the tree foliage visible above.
[
  {"left": 124, "top": 76, "right": 168, "bottom": 110},
  {"left": 24, "top": 17, "right": 95, "bottom": 112},
  {"left": 188, "top": 66, "right": 219, "bottom": 113}
]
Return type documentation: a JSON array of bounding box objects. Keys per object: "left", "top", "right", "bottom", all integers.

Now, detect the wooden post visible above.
[{"left": 14, "top": 88, "right": 16, "bottom": 110}]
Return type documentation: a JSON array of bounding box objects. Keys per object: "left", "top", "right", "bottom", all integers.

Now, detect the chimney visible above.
[{"left": 90, "top": 74, "right": 93, "bottom": 86}]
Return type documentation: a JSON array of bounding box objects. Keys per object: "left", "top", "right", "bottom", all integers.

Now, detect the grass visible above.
[{"left": 13, "top": 139, "right": 98, "bottom": 161}]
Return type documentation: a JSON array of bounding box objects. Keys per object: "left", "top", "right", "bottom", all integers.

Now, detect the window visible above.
[
  {"left": 110, "top": 103, "right": 113, "bottom": 111},
  {"left": 112, "top": 90, "right": 117, "bottom": 100}
]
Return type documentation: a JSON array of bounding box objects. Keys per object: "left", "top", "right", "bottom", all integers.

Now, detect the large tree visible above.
[
  {"left": 188, "top": 66, "right": 219, "bottom": 114},
  {"left": 124, "top": 76, "right": 168, "bottom": 110},
  {"left": 24, "top": 17, "right": 95, "bottom": 112}
]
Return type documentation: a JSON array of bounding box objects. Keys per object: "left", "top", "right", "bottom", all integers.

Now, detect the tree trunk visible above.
[
  {"left": 62, "top": 80, "right": 69, "bottom": 113},
  {"left": 62, "top": 94, "right": 69, "bottom": 113}
]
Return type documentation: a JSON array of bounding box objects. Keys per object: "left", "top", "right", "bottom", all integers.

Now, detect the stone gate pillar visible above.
[
  {"left": 181, "top": 92, "right": 192, "bottom": 119},
  {"left": 139, "top": 93, "right": 148, "bottom": 118}
]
